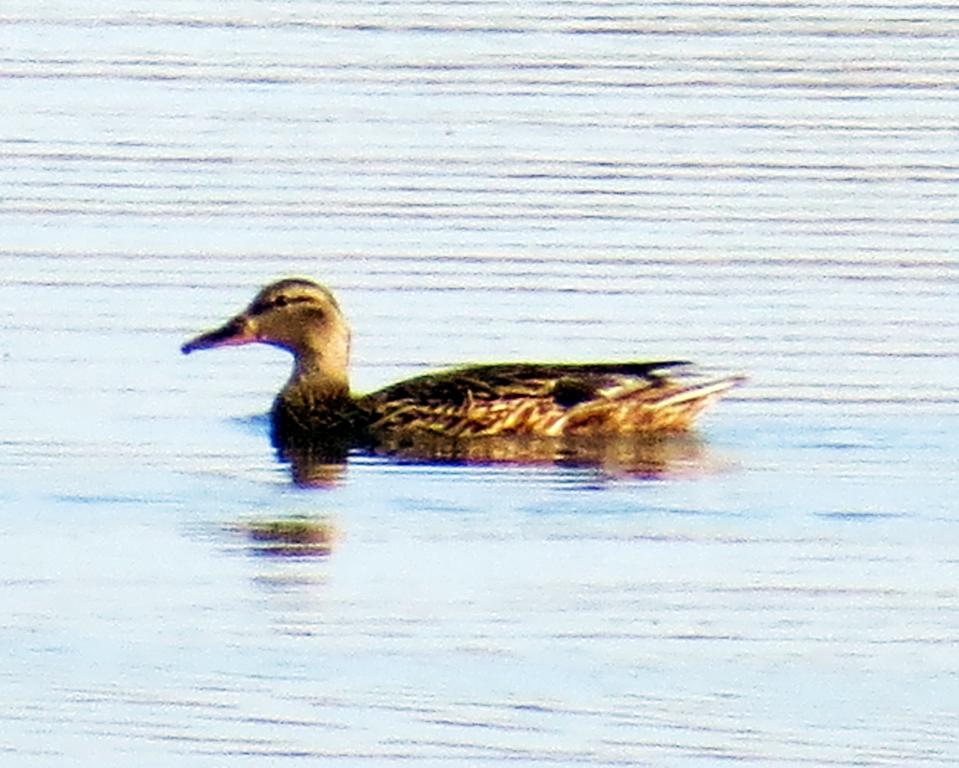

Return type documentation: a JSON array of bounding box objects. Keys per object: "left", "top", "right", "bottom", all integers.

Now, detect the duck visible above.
[{"left": 182, "top": 278, "right": 744, "bottom": 454}]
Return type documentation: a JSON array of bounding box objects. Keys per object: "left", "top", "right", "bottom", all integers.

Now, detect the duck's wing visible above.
[
  {"left": 362, "top": 361, "right": 685, "bottom": 403},
  {"left": 357, "top": 361, "right": 741, "bottom": 438}
]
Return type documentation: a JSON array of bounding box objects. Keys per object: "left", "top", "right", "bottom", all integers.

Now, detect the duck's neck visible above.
[
  {"left": 278, "top": 322, "right": 353, "bottom": 405},
  {"left": 271, "top": 348, "right": 365, "bottom": 453},
  {"left": 282, "top": 354, "right": 351, "bottom": 407}
]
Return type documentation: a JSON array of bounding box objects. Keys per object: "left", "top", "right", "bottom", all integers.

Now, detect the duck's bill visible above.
[{"left": 181, "top": 316, "right": 255, "bottom": 354}]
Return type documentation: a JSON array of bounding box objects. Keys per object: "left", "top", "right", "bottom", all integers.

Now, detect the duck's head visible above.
[{"left": 182, "top": 278, "right": 351, "bottom": 388}]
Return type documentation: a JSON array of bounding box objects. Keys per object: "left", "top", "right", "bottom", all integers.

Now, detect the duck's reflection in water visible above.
[
  {"left": 278, "top": 432, "right": 719, "bottom": 487},
  {"left": 241, "top": 516, "right": 336, "bottom": 557}
]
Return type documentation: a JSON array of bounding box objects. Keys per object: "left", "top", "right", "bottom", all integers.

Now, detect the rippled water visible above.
[{"left": 2, "top": 2, "right": 959, "bottom": 765}]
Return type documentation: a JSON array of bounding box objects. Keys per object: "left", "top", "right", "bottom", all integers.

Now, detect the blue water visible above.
[
  {"left": 2, "top": 2, "right": 959, "bottom": 765},
  {"left": 4, "top": 398, "right": 957, "bottom": 764}
]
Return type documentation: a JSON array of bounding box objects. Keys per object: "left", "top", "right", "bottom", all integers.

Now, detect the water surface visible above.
[{"left": 2, "top": 2, "right": 958, "bottom": 765}]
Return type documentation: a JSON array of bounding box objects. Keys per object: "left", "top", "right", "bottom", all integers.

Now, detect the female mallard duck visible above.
[{"left": 182, "top": 278, "right": 743, "bottom": 452}]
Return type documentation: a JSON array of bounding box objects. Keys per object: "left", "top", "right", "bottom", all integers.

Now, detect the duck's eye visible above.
[
  {"left": 250, "top": 295, "right": 288, "bottom": 315},
  {"left": 250, "top": 294, "right": 309, "bottom": 315}
]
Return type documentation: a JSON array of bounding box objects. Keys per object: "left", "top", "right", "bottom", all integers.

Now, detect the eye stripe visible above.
[{"left": 249, "top": 294, "right": 314, "bottom": 316}]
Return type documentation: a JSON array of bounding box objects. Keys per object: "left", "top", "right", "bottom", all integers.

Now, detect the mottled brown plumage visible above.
[
  {"left": 361, "top": 362, "right": 736, "bottom": 438},
  {"left": 182, "top": 278, "right": 744, "bottom": 455}
]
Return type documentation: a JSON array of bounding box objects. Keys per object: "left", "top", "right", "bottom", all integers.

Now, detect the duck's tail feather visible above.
[
  {"left": 557, "top": 373, "right": 746, "bottom": 434},
  {"left": 650, "top": 374, "right": 747, "bottom": 411}
]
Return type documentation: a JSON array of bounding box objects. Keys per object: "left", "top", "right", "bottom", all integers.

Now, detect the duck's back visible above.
[{"left": 357, "top": 362, "right": 740, "bottom": 439}]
